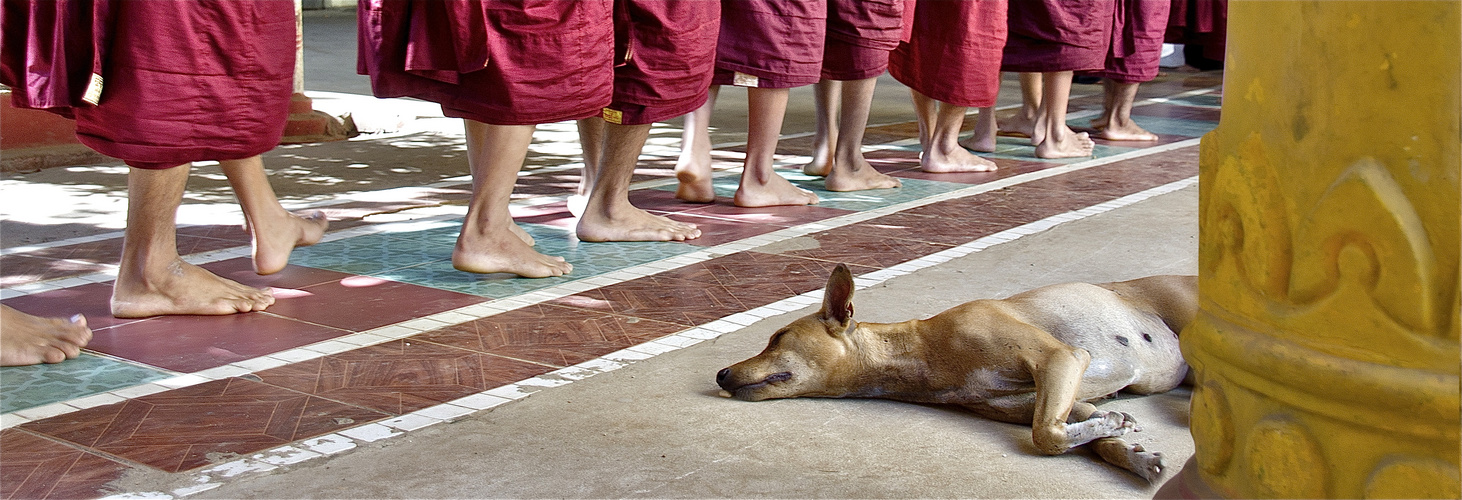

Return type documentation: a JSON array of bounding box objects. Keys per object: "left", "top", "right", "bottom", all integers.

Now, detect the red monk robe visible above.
[
  {"left": 1167, "top": 0, "right": 1226, "bottom": 67},
  {"left": 1082, "top": 0, "right": 1171, "bottom": 83},
  {"left": 821, "top": 0, "right": 909, "bottom": 81},
  {"left": 358, "top": 0, "right": 614, "bottom": 126},
  {"left": 602, "top": 0, "right": 721, "bottom": 125},
  {"left": 712, "top": 0, "right": 828, "bottom": 89},
  {"left": 1001, "top": 0, "right": 1118, "bottom": 74},
  {"left": 888, "top": 0, "right": 1009, "bottom": 108},
  {"left": 1, "top": 0, "right": 295, "bottom": 170}
]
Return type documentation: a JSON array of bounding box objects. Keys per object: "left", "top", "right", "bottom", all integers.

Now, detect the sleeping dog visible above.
[{"left": 717, "top": 264, "right": 1196, "bottom": 481}]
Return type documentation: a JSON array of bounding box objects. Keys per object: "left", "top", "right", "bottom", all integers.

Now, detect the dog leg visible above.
[
  {"left": 1089, "top": 438, "right": 1166, "bottom": 483},
  {"left": 1029, "top": 344, "right": 1099, "bottom": 455}
]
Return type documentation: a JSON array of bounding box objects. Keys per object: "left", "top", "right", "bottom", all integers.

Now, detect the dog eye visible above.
[{"left": 768, "top": 331, "right": 787, "bottom": 347}]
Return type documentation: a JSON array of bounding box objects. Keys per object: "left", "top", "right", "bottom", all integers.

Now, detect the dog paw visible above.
[
  {"left": 1091, "top": 410, "right": 1140, "bottom": 436},
  {"left": 1128, "top": 445, "right": 1166, "bottom": 483}
]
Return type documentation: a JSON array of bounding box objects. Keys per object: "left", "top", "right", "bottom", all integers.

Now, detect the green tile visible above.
[{"left": 1, "top": 353, "right": 171, "bottom": 413}]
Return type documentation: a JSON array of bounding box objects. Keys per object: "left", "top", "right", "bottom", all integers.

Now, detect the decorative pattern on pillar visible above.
[{"left": 1185, "top": 1, "right": 1460, "bottom": 498}]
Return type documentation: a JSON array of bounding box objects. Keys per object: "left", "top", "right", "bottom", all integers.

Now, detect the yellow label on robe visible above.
[
  {"left": 82, "top": 73, "right": 104, "bottom": 105},
  {"left": 602, "top": 108, "right": 623, "bottom": 124},
  {"left": 732, "top": 72, "right": 759, "bottom": 87}
]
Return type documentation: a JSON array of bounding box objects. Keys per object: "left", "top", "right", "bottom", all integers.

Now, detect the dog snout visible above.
[{"left": 716, "top": 367, "right": 732, "bottom": 386}]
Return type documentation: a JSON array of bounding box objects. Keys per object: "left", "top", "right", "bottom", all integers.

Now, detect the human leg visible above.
[
  {"left": 999, "top": 72, "right": 1043, "bottom": 139},
  {"left": 917, "top": 91, "right": 998, "bottom": 173},
  {"left": 675, "top": 85, "right": 720, "bottom": 203},
  {"left": 0, "top": 306, "right": 91, "bottom": 366},
  {"left": 824, "top": 77, "right": 901, "bottom": 191},
  {"left": 577, "top": 122, "right": 701, "bottom": 241},
  {"left": 1032, "top": 71, "right": 1095, "bottom": 159},
  {"left": 961, "top": 106, "right": 1000, "bottom": 153},
  {"left": 733, "top": 86, "right": 819, "bottom": 207},
  {"left": 219, "top": 156, "right": 327, "bottom": 275},
  {"left": 571, "top": 117, "right": 607, "bottom": 217},
  {"left": 801, "top": 79, "right": 840, "bottom": 176},
  {"left": 455, "top": 120, "right": 572, "bottom": 277},
  {"left": 111, "top": 165, "right": 276, "bottom": 318},
  {"left": 1090, "top": 80, "right": 1158, "bottom": 141}
]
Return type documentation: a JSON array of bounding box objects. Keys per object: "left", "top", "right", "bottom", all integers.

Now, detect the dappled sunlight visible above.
[
  {"left": 270, "top": 288, "right": 314, "bottom": 299},
  {"left": 339, "top": 276, "right": 390, "bottom": 288},
  {"left": 553, "top": 294, "right": 614, "bottom": 309}
]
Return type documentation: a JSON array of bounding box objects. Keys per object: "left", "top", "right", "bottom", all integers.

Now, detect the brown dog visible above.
[{"left": 716, "top": 264, "right": 1197, "bottom": 481}]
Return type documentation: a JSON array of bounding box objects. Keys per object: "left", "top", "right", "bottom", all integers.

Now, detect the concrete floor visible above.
[{"left": 111, "top": 185, "right": 1199, "bottom": 499}]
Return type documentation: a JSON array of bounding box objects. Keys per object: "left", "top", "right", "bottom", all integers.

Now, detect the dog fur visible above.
[{"left": 716, "top": 264, "right": 1197, "bottom": 481}]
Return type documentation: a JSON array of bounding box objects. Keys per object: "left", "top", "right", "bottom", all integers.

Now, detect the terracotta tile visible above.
[
  {"left": 0, "top": 254, "right": 110, "bottom": 287},
  {"left": 87, "top": 313, "right": 351, "bottom": 373},
  {"left": 760, "top": 228, "right": 954, "bottom": 270},
  {"left": 20, "top": 378, "right": 388, "bottom": 473},
  {"left": 548, "top": 253, "right": 868, "bottom": 326},
  {"left": 1019, "top": 146, "right": 1200, "bottom": 197},
  {"left": 903, "top": 184, "right": 1113, "bottom": 227},
  {"left": 0, "top": 282, "right": 145, "bottom": 331},
  {"left": 837, "top": 212, "right": 1010, "bottom": 247},
  {"left": 418, "top": 304, "right": 688, "bottom": 367},
  {"left": 1, "top": 429, "right": 131, "bottom": 500},
  {"left": 199, "top": 258, "right": 356, "bottom": 290},
  {"left": 656, "top": 212, "right": 789, "bottom": 247},
  {"left": 175, "top": 224, "right": 251, "bottom": 242},
  {"left": 26, "top": 239, "right": 126, "bottom": 263},
  {"left": 252, "top": 340, "right": 552, "bottom": 415},
  {"left": 676, "top": 200, "right": 852, "bottom": 227},
  {"left": 259, "top": 274, "right": 489, "bottom": 332}
]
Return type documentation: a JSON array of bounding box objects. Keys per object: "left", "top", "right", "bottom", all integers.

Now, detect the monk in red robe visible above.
[
  {"left": 0, "top": 0, "right": 327, "bottom": 359},
  {"left": 1084, "top": 0, "right": 1172, "bottom": 141},
  {"left": 571, "top": 0, "right": 718, "bottom": 242},
  {"left": 995, "top": 0, "right": 1115, "bottom": 158},
  {"left": 360, "top": 0, "right": 616, "bottom": 276},
  {"left": 890, "top": 0, "right": 1009, "bottom": 172},
  {"left": 794, "top": 0, "right": 905, "bottom": 192},
  {"left": 675, "top": 0, "right": 826, "bottom": 207}
]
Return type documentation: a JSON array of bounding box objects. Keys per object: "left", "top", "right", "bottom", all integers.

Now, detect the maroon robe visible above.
[
  {"left": 358, "top": 0, "right": 614, "bottom": 126},
  {"left": 889, "top": 0, "right": 1009, "bottom": 108},
  {"left": 1083, "top": 0, "right": 1171, "bottom": 83},
  {"left": 1, "top": 0, "right": 294, "bottom": 170},
  {"left": 602, "top": 0, "right": 720, "bottom": 125},
  {"left": 821, "top": 0, "right": 909, "bottom": 81},
  {"left": 1001, "top": 0, "right": 1118, "bottom": 73},
  {"left": 1167, "top": 0, "right": 1226, "bottom": 64},
  {"left": 712, "top": 0, "right": 828, "bottom": 89}
]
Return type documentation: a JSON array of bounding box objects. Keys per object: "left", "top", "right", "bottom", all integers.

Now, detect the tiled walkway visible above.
[{"left": 1, "top": 74, "right": 1219, "bottom": 499}]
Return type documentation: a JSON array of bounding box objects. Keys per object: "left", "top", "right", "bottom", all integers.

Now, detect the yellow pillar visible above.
[{"left": 1185, "top": 1, "right": 1461, "bottom": 498}]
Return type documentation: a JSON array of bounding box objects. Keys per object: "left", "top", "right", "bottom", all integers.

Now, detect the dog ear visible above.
[{"left": 820, "top": 264, "right": 855, "bottom": 325}]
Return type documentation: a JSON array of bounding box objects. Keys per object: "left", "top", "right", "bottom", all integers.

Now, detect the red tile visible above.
[
  {"left": 831, "top": 212, "right": 1008, "bottom": 247},
  {"left": 86, "top": 313, "right": 351, "bottom": 373},
  {"left": 1, "top": 430, "right": 131, "bottom": 500},
  {"left": 26, "top": 239, "right": 125, "bottom": 264},
  {"left": 417, "top": 304, "right": 687, "bottom": 366},
  {"left": 655, "top": 212, "right": 789, "bottom": 247},
  {"left": 676, "top": 200, "right": 852, "bottom": 227},
  {"left": 20, "top": 378, "right": 389, "bottom": 473},
  {"left": 1, "top": 282, "right": 145, "bottom": 331},
  {"left": 252, "top": 340, "right": 553, "bottom": 415},
  {"left": 548, "top": 253, "right": 868, "bottom": 326},
  {"left": 764, "top": 228, "right": 954, "bottom": 270},
  {"left": 261, "top": 276, "right": 488, "bottom": 332},
  {"left": 0, "top": 254, "right": 110, "bottom": 287},
  {"left": 199, "top": 257, "right": 355, "bottom": 290}
]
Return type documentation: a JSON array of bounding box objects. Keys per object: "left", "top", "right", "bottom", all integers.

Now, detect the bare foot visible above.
[
  {"left": 112, "top": 259, "right": 276, "bottom": 318},
  {"left": 0, "top": 306, "right": 92, "bottom": 366},
  {"left": 733, "top": 173, "right": 820, "bottom": 207},
  {"left": 1091, "top": 120, "right": 1159, "bottom": 142},
  {"left": 998, "top": 114, "right": 1036, "bottom": 139},
  {"left": 825, "top": 159, "right": 902, "bottom": 192},
  {"left": 959, "top": 134, "right": 998, "bottom": 153},
  {"left": 252, "top": 210, "right": 328, "bottom": 275},
  {"left": 577, "top": 206, "right": 701, "bottom": 242},
  {"left": 453, "top": 230, "right": 572, "bottom": 278},
  {"left": 1034, "top": 129, "right": 1096, "bottom": 159},
  {"left": 510, "top": 222, "right": 536, "bottom": 246},
  {"left": 674, "top": 167, "right": 717, "bottom": 203},
  {"left": 922, "top": 144, "right": 999, "bottom": 173}
]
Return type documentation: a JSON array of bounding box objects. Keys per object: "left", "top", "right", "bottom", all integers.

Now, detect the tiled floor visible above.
[{"left": 0, "top": 76, "right": 1219, "bottom": 499}]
